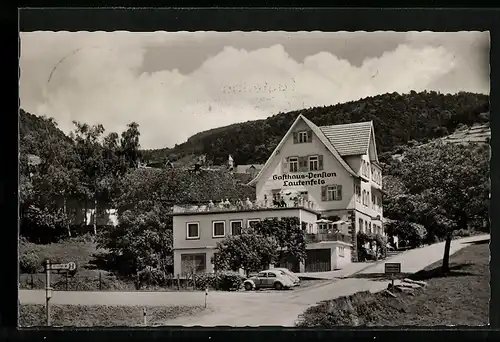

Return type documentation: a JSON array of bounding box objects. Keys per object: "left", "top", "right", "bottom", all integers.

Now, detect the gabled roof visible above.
[
  {"left": 248, "top": 115, "right": 359, "bottom": 186},
  {"left": 235, "top": 164, "right": 264, "bottom": 174},
  {"left": 319, "top": 121, "right": 373, "bottom": 156}
]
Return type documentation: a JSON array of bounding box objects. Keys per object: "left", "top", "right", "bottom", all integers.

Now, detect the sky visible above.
[{"left": 19, "top": 31, "right": 490, "bottom": 150}]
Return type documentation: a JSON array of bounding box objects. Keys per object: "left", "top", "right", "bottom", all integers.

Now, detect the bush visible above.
[
  {"left": 386, "top": 221, "right": 426, "bottom": 249},
  {"left": 190, "top": 271, "right": 245, "bottom": 291},
  {"left": 216, "top": 270, "right": 245, "bottom": 291},
  {"left": 20, "top": 251, "right": 41, "bottom": 274},
  {"left": 453, "top": 229, "right": 472, "bottom": 237}
]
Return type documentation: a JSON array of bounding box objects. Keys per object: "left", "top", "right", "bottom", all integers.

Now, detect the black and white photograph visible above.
[{"left": 18, "top": 30, "right": 490, "bottom": 327}]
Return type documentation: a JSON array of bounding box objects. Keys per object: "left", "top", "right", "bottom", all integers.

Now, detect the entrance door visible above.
[{"left": 305, "top": 249, "right": 331, "bottom": 272}]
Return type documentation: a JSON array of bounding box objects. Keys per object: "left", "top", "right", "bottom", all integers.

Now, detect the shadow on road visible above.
[
  {"left": 410, "top": 263, "right": 478, "bottom": 281},
  {"left": 348, "top": 272, "right": 414, "bottom": 281},
  {"left": 464, "top": 239, "right": 490, "bottom": 246}
]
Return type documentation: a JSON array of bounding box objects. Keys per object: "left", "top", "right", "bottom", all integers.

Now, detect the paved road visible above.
[{"left": 19, "top": 234, "right": 489, "bottom": 326}]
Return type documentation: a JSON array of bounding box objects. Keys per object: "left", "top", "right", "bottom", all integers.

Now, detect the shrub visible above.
[
  {"left": 216, "top": 270, "right": 245, "bottom": 291},
  {"left": 190, "top": 271, "right": 245, "bottom": 291},
  {"left": 19, "top": 250, "right": 42, "bottom": 274},
  {"left": 453, "top": 229, "right": 472, "bottom": 237}
]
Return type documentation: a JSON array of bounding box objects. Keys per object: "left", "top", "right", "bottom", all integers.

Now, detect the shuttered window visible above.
[
  {"left": 321, "top": 185, "right": 343, "bottom": 201},
  {"left": 293, "top": 130, "right": 312, "bottom": 144},
  {"left": 309, "top": 155, "right": 319, "bottom": 171}
]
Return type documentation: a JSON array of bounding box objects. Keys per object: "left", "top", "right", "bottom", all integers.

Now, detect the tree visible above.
[
  {"left": 96, "top": 168, "right": 175, "bottom": 277},
  {"left": 398, "top": 141, "right": 489, "bottom": 272},
  {"left": 254, "top": 217, "right": 306, "bottom": 264},
  {"left": 70, "top": 122, "right": 106, "bottom": 234},
  {"left": 213, "top": 228, "right": 279, "bottom": 276},
  {"left": 120, "top": 122, "right": 141, "bottom": 169}
]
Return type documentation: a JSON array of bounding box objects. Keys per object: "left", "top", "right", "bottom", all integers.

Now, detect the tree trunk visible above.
[
  {"left": 93, "top": 198, "right": 98, "bottom": 235},
  {"left": 63, "top": 197, "right": 71, "bottom": 237},
  {"left": 442, "top": 232, "right": 452, "bottom": 273}
]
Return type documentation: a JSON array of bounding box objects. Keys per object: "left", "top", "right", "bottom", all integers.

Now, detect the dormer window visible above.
[
  {"left": 294, "top": 130, "right": 312, "bottom": 144},
  {"left": 298, "top": 131, "right": 308, "bottom": 143}
]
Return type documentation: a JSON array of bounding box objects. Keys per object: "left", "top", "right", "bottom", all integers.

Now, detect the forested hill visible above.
[
  {"left": 19, "top": 109, "right": 72, "bottom": 156},
  {"left": 141, "top": 91, "right": 489, "bottom": 166}
]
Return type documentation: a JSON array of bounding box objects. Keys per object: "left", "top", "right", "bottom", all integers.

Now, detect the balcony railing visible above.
[
  {"left": 305, "top": 232, "right": 351, "bottom": 244},
  {"left": 173, "top": 198, "right": 317, "bottom": 214}
]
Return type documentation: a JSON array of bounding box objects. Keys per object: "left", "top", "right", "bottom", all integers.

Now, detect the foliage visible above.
[
  {"left": 97, "top": 205, "right": 173, "bottom": 277},
  {"left": 253, "top": 217, "right": 306, "bottom": 262},
  {"left": 385, "top": 220, "right": 426, "bottom": 248},
  {"left": 191, "top": 271, "right": 245, "bottom": 291},
  {"left": 213, "top": 228, "right": 279, "bottom": 275},
  {"left": 384, "top": 141, "right": 489, "bottom": 270},
  {"left": 141, "top": 91, "right": 489, "bottom": 165},
  {"left": 19, "top": 250, "right": 41, "bottom": 274}
]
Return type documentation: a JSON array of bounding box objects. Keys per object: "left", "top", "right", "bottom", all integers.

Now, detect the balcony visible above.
[
  {"left": 173, "top": 198, "right": 318, "bottom": 214},
  {"left": 305, "top": 232, "right": 351, "bottom": 244}
]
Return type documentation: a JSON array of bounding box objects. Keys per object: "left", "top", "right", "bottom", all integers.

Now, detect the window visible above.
[
  {"left": 230, "top": 220, "right": 242, "bottom": 235},
  {"left": 362, "top": 190, "right": 366, "bottom": 206},
  {"left": 309, "top": 223, "right": 313, "bottom": 233},
  {"left": 355, "top": 184, "right": 361, "bottom": 202},
  {"left": 339, "top": 246, "right": 345, "bottom": 257},
  {"left": 371, "top": 193, "right": 376, "bottom": 210},
  {"left": 365, "top": 221, "right": 368, "bottom": 233},
  {"left": 367, "top": 162, "right": 370, "bottom": 177},
  {"left": 288, "top": 157, "right": 299, "bottom": 173},
  {"left": 300, "top": 191, "right": 309, "bottom": 201},
  {"left": 186, "top": 222, "right": 200, "bottom": 239},
  {"left": 309, "top": 155, "right": 319, "bottom": 171},
  {"left": 367, "top": 191, "right": 371, "bottom": 207},
  {"left": 298, "top": 131, "right": 308, "bottom": 143},
  {"left": 247, "top": 219, "right": 260, "bottom": 229},
  {"left": 359, "top": 218, "right": 364, "bottom": 233},
  {"left": 268, "top": 272, "right": 277, "bottom": 278},
  {"left": 181, "top": 253, "right": 206, "bottom": 275},
  {"left": 212, "top": 221, "right": 225, "bottom": 238},
  {"left": 322, "top": 185, "right": 342, "bottom": 201}
]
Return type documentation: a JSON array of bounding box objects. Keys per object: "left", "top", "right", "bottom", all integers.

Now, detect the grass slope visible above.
[
  {"left": 297, "top": 240, "right": 490, "bottom": 327},
  {"left": 19, "top": 304, "right": 207, "bottom": 327}
]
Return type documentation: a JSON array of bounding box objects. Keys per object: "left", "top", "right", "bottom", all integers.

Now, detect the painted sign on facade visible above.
[{"left": 272, "top": 171, "right": 337, "bottom": 187}]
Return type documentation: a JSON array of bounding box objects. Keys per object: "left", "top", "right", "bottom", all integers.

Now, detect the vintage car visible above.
[
  {"left": 272, "top": 268, "right": 301, "bottom": 286},
  {"left": 243, "top": 269, "right": 295, "bottom": 291}
]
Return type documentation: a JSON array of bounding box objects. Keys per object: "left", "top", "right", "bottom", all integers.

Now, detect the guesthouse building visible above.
[{"left": 172, "top": 114, "right": 384, "bottom": 276}]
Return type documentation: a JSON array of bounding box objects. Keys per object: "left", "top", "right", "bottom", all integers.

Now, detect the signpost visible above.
[
  {"left": 384, "top": 262, "right": 402, "bottom": 293},
  {"left": 44, "top": 260, "right": 77, "bottom": 326}
]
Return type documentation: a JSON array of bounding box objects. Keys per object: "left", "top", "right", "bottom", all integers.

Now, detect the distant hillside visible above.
[
  {"left": 140, "top": 91, "right": 489, "bottom": 166},
  {"left": 19, "top": 109, "right": 72, "bottom": 155}
]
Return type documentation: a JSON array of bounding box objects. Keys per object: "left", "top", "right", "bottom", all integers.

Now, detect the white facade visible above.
[{"left": 249, "top": 114, "right": 385, "bottom": 261}]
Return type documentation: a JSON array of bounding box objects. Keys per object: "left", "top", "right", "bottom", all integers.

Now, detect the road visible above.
[{"left": 19, "top": 234, "right": 489, "bottom": 326}]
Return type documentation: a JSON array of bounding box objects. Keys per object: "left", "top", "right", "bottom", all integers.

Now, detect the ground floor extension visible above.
[{"left": 174, "top": 240, "right": 353, "bottom": 277}]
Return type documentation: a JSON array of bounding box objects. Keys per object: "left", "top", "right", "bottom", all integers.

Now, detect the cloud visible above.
[{"left": 19, "top": 31, "right": 490, "bottom": 149}]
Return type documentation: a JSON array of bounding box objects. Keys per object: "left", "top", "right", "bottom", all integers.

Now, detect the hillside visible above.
[
  {"left": 140, "top": 91, "right": 489, "bottom": 166},
  {"left": 19, "top": 109, "right": 72, "bottom": 155}
]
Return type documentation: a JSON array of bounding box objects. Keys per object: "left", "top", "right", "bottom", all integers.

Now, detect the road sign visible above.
[
  {"left": 384, "top": 262, "right": 401, "bottom": 274},
  {"left": 46, "top": 262, "right": 76, "bottom": 271}
]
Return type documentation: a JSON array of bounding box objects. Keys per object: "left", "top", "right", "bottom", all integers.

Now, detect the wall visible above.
[
  {"left": 305, "top": 241, "right": 352, "bottom": 270},
  {"left": 255, "top": 119, "right": 355, "bottom": 212},
  {"left": 173, "top": 247, "right": 216, "bottom": 277},
  {"left": 173, "top": 208, "right": 318, "bottom": 250}
]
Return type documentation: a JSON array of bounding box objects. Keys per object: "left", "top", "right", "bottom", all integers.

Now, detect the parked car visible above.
[
  {"left": 273, "top": 268, "right": 301, "bottom": 286},
  {"left": 243, "top": 269, "right": 295, "bottom": 291}
]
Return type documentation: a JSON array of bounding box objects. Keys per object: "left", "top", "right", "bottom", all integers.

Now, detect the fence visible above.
[
  {"left": 173, "top": 198, "right": 317, "bottom": 214},
  {"left": 19, "top": 271, "right": 206, "bottom": 292}
]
